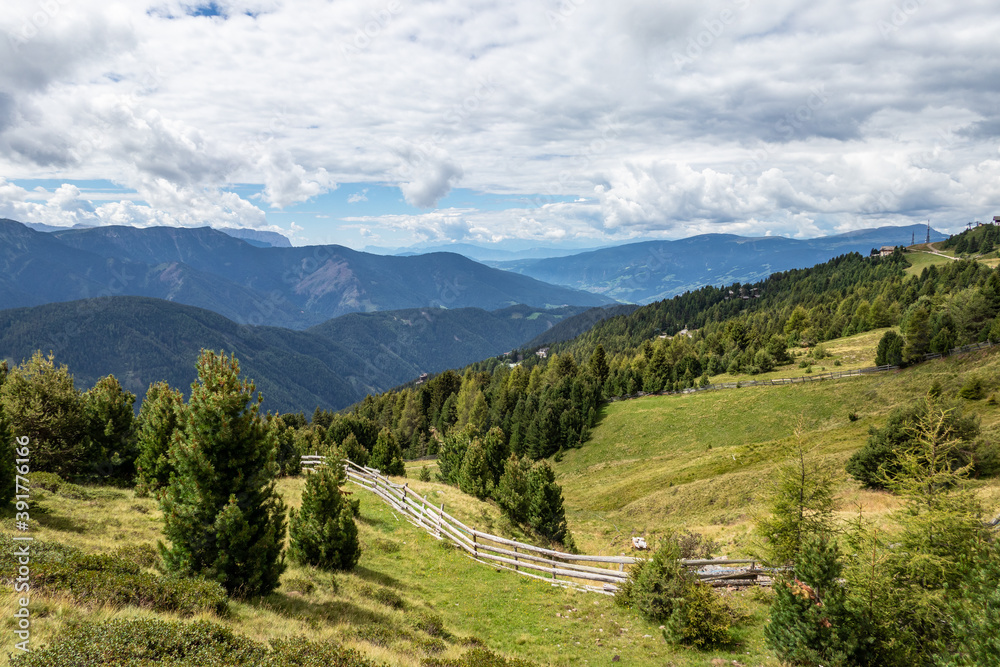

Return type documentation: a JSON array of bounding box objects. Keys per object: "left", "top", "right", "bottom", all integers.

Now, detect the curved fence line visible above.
[{"left": 300, "top": 457, "right": 764, "bottom": 594}]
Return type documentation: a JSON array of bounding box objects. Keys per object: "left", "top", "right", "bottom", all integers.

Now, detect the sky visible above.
[{"left": 0, "top": 0, "right": 998, "bottom": 249}]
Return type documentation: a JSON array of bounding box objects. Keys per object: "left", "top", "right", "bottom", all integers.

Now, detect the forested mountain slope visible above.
[{"left": 0, "top": 297, "right": 586, "bottom": 412}]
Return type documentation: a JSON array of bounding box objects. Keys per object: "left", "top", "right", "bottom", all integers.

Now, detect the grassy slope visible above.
[
  {"left": 556, "top": 341, "right": 1000, "bottom": 559},
  {"left": 1, "top": 475, "right": 775, "bottom": 667}
]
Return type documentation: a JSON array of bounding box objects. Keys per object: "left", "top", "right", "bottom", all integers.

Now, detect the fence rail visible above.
[{"left": 302, "top": 457, "right": 762, "bottom": 594}]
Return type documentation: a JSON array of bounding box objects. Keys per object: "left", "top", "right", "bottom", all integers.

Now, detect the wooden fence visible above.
[{"left": 300, "top": 456, "right": 763, "bottom": 594}]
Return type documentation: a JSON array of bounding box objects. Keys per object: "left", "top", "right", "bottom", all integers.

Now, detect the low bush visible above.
[
  {"left": 412, "top": 611, "right": 449, "bottom": 638},
  {"left": 959, "top": 376, "right": 986, "bottom": 400},
  {"left": 676, "top": 530, "right": 719, "bottom": 560},
  {"left": 352, "top": 624, "right": 399, "bottom": 648},
  {"left": 616, "top": 535, "right": 735, "bottom": 647},
  {"left": 283, "top": 577, "right": 316, "bottom": 595},
  {"left": 359, "top": 583, "right": 406, "bottom": 609},
  {"left": 55, "top": 482, "right": 126, "bottom": 500},
  {"left": 112, "top": 542, "right": 160, "bottom": 569},
  {"left": 663, "top": 578, "right": 734, "bottom": 648},
  {"left": 10, "top": 618, "right": 377, "bottom": 667},
  {"left": 0, "top": 535, "right": 225, "bottom": 615},
  {"left": 31, "top": 471, "right": 64, "bottom": 492},
  {"left": 33, "top": 553, "right": 228, "bottom": 615}
]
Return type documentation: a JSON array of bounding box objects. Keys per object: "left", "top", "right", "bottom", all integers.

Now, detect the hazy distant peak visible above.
[{"left": 217, "top": 227, "right": 292, "bottom": 248}]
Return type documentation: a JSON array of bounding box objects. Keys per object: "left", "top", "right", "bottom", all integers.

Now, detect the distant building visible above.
[
  {"left": 535, "top": 347, "right": 549, "bottom": 359},
  {"left": 880, "top": 245, "right": 895, "bottom": 257},
  {"left": 415, "top": 372, "right": 429, "bottom": 385}
]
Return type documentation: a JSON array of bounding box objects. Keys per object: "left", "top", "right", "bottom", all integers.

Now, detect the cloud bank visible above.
[{"left": 0, "top": 0, "right": 998, "bottom": 244}]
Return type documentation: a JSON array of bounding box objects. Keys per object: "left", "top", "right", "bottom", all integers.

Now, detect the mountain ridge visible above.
[
  {"left": 488, "top": 224, "right": 947, "bottom": 303},
  {"left": 0, "top": 219, "right": 613, "bottom": 329}
]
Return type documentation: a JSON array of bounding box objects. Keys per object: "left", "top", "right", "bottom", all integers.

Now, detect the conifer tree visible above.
[
  {"left": 370, "top": 427, "right": 405, "bottom": 476},
  {"left": 755, "top": 437, "right": 836, "bottom": 566},
  {"left": 765, "top": 534, "right": 852, "bottom": 666},
  {"left": 589, "top": 344, "right": 610, "bottom": 386},
  {"left": 160, "top": 350, "right": 287, "bottom": 598},
  {"left": 135, "top": 381, "right": 183, "bottom": 494},
  {"left": 340, "top": 431, "right": 369, "bottom": 467},
  {"left": 495, "top": 454, "right": 529, "bottom": 523},
  {"left": 0, "top": 351, "right": 88, "bottom": 476},
  {"left": 288, "top": 462, "right": 360, "bottom": 571},
  {"left": 457, "top": 438, "right": 492, "bottom": 499},
  {"left": 526, "top": 460, "right": 570, "bottom": 544},
  {"left": 0, "top": 363, "right": 14, "bottom": 508},
  {"left": 82, "top": 375, "right": 137, "bottom": 482}
]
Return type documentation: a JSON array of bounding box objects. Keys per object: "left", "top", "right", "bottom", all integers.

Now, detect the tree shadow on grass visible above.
[
  {"left": 352, "top": 565, "right": 406, "bottom": 590},
  {"left": 356, "top": 513, "right": 388, "bottom": 528},
  {"left": 33, "top": 510, "right": 88, "bottom": 533},
  {"left": 261, "top": 592, "right": 394, "bottom": 628}
]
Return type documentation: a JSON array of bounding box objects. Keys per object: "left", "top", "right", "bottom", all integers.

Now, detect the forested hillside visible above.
[
  {"left": 0, "top": 297, "right": 588, "bottom": 412},
  {"left": 327, "top": 250, "right": 1000, "bottom": 497}
]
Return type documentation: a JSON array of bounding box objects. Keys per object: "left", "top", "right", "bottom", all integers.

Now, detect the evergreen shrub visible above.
[{"left": 10, "top": 618, "right": 376, "bottom": 667}]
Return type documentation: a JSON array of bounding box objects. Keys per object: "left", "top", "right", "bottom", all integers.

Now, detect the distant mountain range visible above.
[
  {"left": 365, "top": 242, "right": 613, "bottom": 262},
  {"left": 487, "top": 224, "right": 947, "bottom": 303},
  {"left": 0, "top": 219, "right": 613, "bottom": 329},
  {"left": 0, "top": 297, "right": 596, "bottom": 412},
  {"left": 23, "top": 221, "right": 293, "bottom": 248}
]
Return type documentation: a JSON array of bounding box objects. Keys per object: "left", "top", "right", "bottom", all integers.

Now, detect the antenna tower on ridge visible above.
[{"left": 926, "top": 219, "right": 931, "bottom": 244}]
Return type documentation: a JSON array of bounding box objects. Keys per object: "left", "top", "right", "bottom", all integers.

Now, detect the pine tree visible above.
[
  {"left": 160, "top": 350, "right": 287, "bottom": 598},
  {"left": 943, "top": 537, "right": 1000, "bottom": 667},
  {"left": 82, "top": 375, "right": 137, "bottom": 483},
  {"left": 135, "top": 381, "right": 183, "bottom": 494},
  {"left": 765, "top": 535, "right": 852, "bottom": 666},
  {"left": 875, "top": 330, "right": 904, "bottom": 366},
  {"left": 0, "top": 363, "right": 15, "bottom": 508},
  {"left": 480, "top": 426, "right": 509, "bottom": 486},
  {"left": 340, "top": 432, "right": 369, "bottom": 467},
  {"left": 495, "top": 454, "right": 529, "bottom": 523},
  {"left": 526, "top": 460, "right": 570, "bottom": 544},
  {"left": 0, "top": 351, "right": 88, "bottom": 476},
  {"left": 589, "top": 344, "right": 610, "bottom": 386},
  {"left": 288, "top": 462, "right": 360, "bottom": 571},
  {"left": 457, "top": 438, "right": 492, "bottom": 499},
  {"left": 902, "top": 305, "right": 931, "bottom": 363},
  {"left": 370, "top": 427, "right": 405, "bottom": 477}
]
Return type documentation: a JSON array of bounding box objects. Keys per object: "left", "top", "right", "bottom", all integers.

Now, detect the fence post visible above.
[
  {"left": 473, "top": 532, "right": 478, "bottom": 559},
  {"left": 514, "top": 546, "right": 519, "bottom": 571},
  {"left": 437, "top": 504, "right": 444, "bottom": 538}
]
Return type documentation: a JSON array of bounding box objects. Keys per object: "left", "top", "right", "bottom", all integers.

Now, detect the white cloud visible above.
[
  {"left": 348, "top": 188, "right": 368, "bottom": 203},
  {"left": 1, "top": 0, "right": 998, "bottom": 242}
]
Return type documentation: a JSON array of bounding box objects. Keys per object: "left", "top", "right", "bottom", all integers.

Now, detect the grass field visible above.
[
  {"left": 556, "top": 345, "right": 1000, "bottom": 559},
  {"left": 903, "top": 249, "right": 957, "bottom": 276}
]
